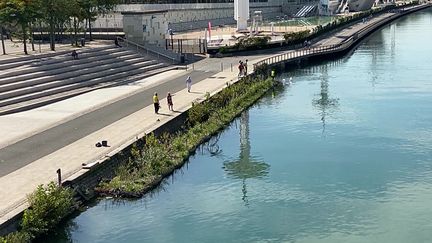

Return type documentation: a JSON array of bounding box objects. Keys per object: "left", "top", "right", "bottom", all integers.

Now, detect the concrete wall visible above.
[
  {"left": 123, "top": 12, "right": 168, "bottom": 45},
  {"left": 94, "top": 1, "right": 286, "bottom": 32}
]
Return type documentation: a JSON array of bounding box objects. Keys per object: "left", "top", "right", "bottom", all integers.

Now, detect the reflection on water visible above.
[
  {"left": 47, "top": 8, "right": 432, "bottom": 243},
  {"left": 311, "top": 65, "right": 339, "bottom": 135},
  {"left": 222, "top": 111, "right": 270, "bottom": 206}
]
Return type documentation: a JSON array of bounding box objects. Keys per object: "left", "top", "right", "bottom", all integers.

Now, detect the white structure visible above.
[
  {"left": 122, "top": 10, "right": 168, "bottom": 46},
  {"left": 320, "top": 0, "right": 375, "bottom": 14},
  {"left": 234, "top": 0, "right": 250, "bottom": 31}
]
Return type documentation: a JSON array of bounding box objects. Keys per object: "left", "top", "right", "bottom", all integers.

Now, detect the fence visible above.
[
  {"left": 165, "top": 38, "right": 207, "bottom": 54},
  {"left": 116, "top": 37, "right": 178, "bottom": 64}
]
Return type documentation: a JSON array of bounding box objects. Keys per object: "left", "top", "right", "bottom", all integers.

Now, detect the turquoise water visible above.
[{"left": 47, "top": 9, "right": 432, "bottom": 243}]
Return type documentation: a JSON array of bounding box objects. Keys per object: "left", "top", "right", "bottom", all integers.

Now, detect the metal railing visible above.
[
  {"left": 116, "top": 37, "right": 178, "bottom": 64},
  {"left": 252, "top": 4, "right": 425, "bottom": 70},
  {"left": 253, "top": 42, "right": 348, "bottom": 68}
]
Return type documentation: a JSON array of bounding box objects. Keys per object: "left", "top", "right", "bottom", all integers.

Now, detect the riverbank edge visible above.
[
  {"left": 95, "top": 75, "right": 275, "bottom": 197},
  {"left": 209, "top": 2, "right": 421, "bottom": 57},
  {"left": 253, "top": 3, "right": 431, "bottom": 72},
  {"left": 1, "top": 4, "right": 430, "bottom": 238}
]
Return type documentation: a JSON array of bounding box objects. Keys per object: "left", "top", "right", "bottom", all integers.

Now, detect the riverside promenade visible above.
[{"left": 0, "top": 3, "right": 430, "bottom": 233}]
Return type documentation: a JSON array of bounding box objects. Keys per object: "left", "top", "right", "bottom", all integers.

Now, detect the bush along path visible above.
[
  {"left": 96, "top": 75, "right": 277, "bottom": 198},
  {"left": 0, "top": 182, "right": 76, "bottom": 242}
]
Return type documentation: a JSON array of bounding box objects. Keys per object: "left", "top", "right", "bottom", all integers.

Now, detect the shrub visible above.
[
  {"left": 21, "top": 182, "right": 75, "bottom": 238},
  {"left": 283, "top": 30, "right": 311, "bottom": 45},
  {"left": 237, "top": 36, "right": 271, "bottom": 49},
  {"left": 0, "top": 182, "right": 75, "bottom": 242},
  {"left": 0, "top": 231, "right": 31, "bottom": 243}
]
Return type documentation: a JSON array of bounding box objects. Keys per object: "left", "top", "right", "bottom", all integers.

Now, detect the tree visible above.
[
  {"left": 39, "top": 0, "right": 71, "bottom": 51},
  {"left": 0, "top": 0, "right": 39, "bottom": 55},
  {"left": 70, "top": 0, "right": 86, "bottom": 46},
  {"left": 78, "top": 0, "right": 119, "bottom": 41}
]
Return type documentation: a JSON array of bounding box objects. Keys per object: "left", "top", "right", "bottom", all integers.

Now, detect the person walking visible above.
[
  {"left": 153, "top": 92, "right": 160, "bottom": 114},
  {"left": 167, "top": 92, "right": 173, "bottom": 111},
  {"left": 186, "top": 76, "right": 192, "bottom": 93},
  {"left": 244, "top": 59, "right": 248, "bottom": 75},
  {"left": 71, "top": 50, "right": 78, "bottom": 60},
  {"left": 114, "top": 38, "right": 121, "bottom": 47},
  {"left": 238, "top": 60, "right": 244, "bottom": 77}
]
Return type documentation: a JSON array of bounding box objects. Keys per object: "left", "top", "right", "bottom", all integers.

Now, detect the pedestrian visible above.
[
  {"left": 114, "top": 38, "right": 121, "bottom": 47},
  {"left": 71, "top": 50, "right": 78, "bottom": 60},
  {"left": 186, "top": 76, "right": 192, "bottom": 92},
  {"left": 238, "top": 60, "right": 244, "bottom": 77},
  {"left": 167, "top": 92, "right": 173, "bottom": 111},
  {"left": 244, "top": 59, "right": 248, "bottom": 75},
  {"left": 153, "top": 92, "right": 160, "bottom": 114}
]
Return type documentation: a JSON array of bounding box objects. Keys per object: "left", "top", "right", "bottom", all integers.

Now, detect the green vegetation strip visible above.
[
  {"left": 96, "top": 76, "right": 276, "bottom": 197},
  {"left": 0, "top": 182, "right": 76, "bottom": 243}
]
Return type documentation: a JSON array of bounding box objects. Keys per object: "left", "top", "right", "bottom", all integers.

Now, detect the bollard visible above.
[
  {"left": 221, "top": 62, "right": 223, "bottom": 71},
  {"left": 57, "top": 168, "right": 62, "bottom": 186},
  {"left": 231, "top": 63, "right": 233, "bottom": 72}
]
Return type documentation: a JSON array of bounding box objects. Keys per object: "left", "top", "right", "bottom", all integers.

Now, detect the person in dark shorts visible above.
[
  {"left": 153, "top": 92, "right": 160, "bottom": 114},
  {"left": 167, "top": 92, "right": 173, "bottom": 111}
]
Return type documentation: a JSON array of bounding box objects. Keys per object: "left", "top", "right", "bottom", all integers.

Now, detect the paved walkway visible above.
[{"left": 0, "top": 4, "right": 428, "bottom": 227}]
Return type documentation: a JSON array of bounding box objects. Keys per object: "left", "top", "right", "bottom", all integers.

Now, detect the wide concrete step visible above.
[
  {"left": 0, "top": 49, "right": 72, "bottom": 66},
  {"left": 0, "top": 48, "right": 130, "bottom": 80},
  {"left": 0, "top": 56, "right": 149, "bottom": 93},
  {"left": 0, "top": 66, "right": 177, "bottom": 115},
  {"left": 0, "top": 46, "right": 122, "bottom": 77},
  {"left": 0, "top": 59, "right": 158, "bottom": 100},
  {"left": 0, "top": 45, "right": 114, "bottom": 68},
  {"left": 0, "top": 63, "right": 168, "bottom": 108},
  {"left": 0, "top": 46, "right": 113, "bottom": 66},
  {"left": 0, "top": 52, "right": 143, "bottom": 88}
]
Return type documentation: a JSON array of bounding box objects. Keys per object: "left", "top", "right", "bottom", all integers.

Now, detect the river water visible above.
[{"left": 47, "top": 9, "right": 432, "bottom": 243}]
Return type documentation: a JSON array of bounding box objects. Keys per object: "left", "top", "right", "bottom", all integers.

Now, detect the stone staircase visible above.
[
  {"left": 0, "top": 45, "right": 177, "bottom": 115},
  {"left": 294, "top": 5, "right": 317, "bottom": 18}
]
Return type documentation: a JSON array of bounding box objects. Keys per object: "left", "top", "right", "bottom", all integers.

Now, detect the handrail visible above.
[
  {"left": 116, "top": 36, "right": 178, "bottom": 64},
  {"left": 253, "top": 4, "right": 428, "bottom": 70}
]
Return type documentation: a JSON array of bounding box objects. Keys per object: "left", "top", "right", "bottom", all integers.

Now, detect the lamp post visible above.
[{"left": 0, "top": 25, "right": 6, "bottom": 55}]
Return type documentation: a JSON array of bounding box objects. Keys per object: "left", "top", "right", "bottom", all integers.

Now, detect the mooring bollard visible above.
[{"left": 57, "top": 168, "right": 62, "bottom": 186}]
